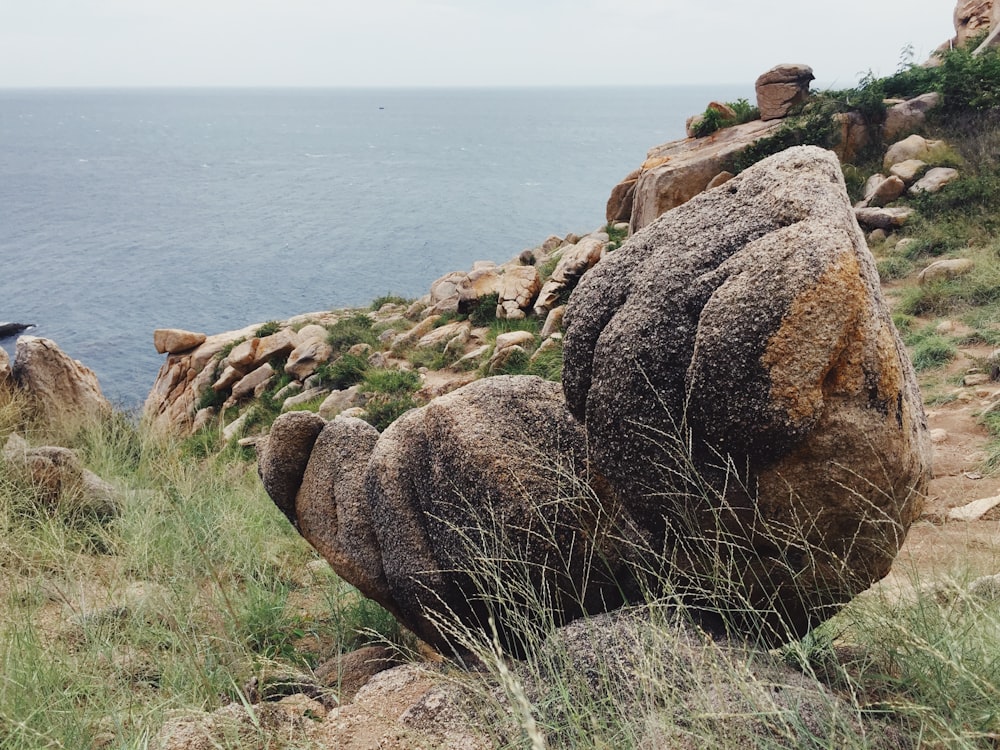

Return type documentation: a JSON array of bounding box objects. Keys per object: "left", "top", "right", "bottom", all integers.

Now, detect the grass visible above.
[
  {"left": 895, "top": 246, "right": 1000, "bottom": 316},
  {"left": 903, "top": 327, "right": 958, "bottom": 371},
  {"left": 0, "top": 408, "right": 400, "bottom": 748},
  {"left": 325, "top": 312, "right": 379, "bottom": 354}
]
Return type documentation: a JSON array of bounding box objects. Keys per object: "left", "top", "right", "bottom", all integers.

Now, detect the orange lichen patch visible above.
[
  {"left": 641, "top": 155, "right": 671, "bottom": 170},
  {"left": 762, "top": 251, "right": 867, "bottom": 425}
]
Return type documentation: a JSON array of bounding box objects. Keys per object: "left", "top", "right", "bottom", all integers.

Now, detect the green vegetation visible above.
[
  {"left": 325, "top": 312, "right": 379, "bottom": 353},
  {"left": 469, "top": 292, "right": 500, "bottom": 327},
  {"left": 903, "top": 326, "right": 958, "bottom": 371},
  {"left": 690, "top": 97, "right": 761, "bottom": 138},
  {"left": 370, "top": 293, "right": 412, "bottom": 311},
  {"left": 314, "top": 352, "right": 369, "bottom": 390},
  {"left": 254, "top": 320, "right": 282, "bottom": 338}
]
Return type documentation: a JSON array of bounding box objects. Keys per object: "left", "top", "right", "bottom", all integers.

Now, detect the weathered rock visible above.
[
  {"left": 754, "top": 64, "right": 814, "bottom": 120},
  {"left": 831, "top": 111, "right": 871, "bottom": 163},
  {"left": 860, "top": 175, "right": 906, "bottom": 207},
  {"left": 562, "top": 146, "right": 930, "bottom": 642},
  {"left": 153, "top": 329, "right": 207, "bottom": 355},
  {"left": 884, "top": 134, "right": 948, "bottom": 170},
  {"left": 12, "top": 336, "right": 111, "bottom": 435},
  {"left": 629, "top": 119, "right": 785, "bottom": 231},
  {"left": 0, "top": 345, "right": 10, "bottom": 383},
  {"left": 909, "top": 166, "right": 960, "bottom": 195},
  {"left": 534, "top": 234, "right": 607, "bottom": 316},
  {"left": 883, "top": 93, "right": 942, "bottom": 141},
  {"left": 286, "top": 336, "right": 333, "bottom": 381},
  {"left": 259, "top": 377, "right": 637, "bottom": 655},
  {"left": 281, "top": 387, "right": 328, "bottom": 412},
  {"left": 318, "top": 386, "right": 366, "bottom": 419},
  {"left": 2, "top": 435, "right": 118, "bottom": 517},
  {"left": 314, "top": 644, "right": 404, "bottom": 701},
  {"left": 416, "top": 321, "right": 471, "bottom": 351},
  {"left": 855, "top": 206, "right": 914, "bottom": 230},
  {"left": 889, "top": 159, "right": 927, "bottom": 185},
  {"left": 606, "top": 168, "right": 640, "bottom": 223},
  {"left": 231, "top": 363, "right": 274, "bottom": 401},
  {"left": 947, "top": 495, "right": 1000, "bottom": 521},
  {"left": 495, "top": 266, "right": 541, "bottom": 320},
  {"left": 918, "top": 257, "right": 974, "bottom": 284},
  {"left": 955, "top": 0, "right": 995, "bottom": 46},
  {"left": 253, "top": 328, "right": 298, "bottom": 364},
  {"left": 541, "top": 305, "right": 566, "bottom": 338},
  {"left": 705, "top": 170, "right": 735, "bottom": 190}
]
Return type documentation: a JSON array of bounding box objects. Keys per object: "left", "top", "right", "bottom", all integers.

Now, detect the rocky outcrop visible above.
[
  {"left": 883, "top": 93, "right": 942, "bottom": 141},
  {"left": 605, "top": 168, "right": 640, "bottom": 223},
  {"left": 627, "top": 119, "right": 785, "bottom": 231},
  {"left": 11, "top": 336, "right": 111, "bottom": 436},
  {"left": 755, "top": 64, "right": 814, "bottom": 120},
  {"left": 562, "top": 146, "right": 930, "bottom": 642},
  {"left": 954, "top": 0, "right": 995, "bottom": 46},
  {"left": 153, "top": 328, "right": 207, "bottom": 355},
  {"left": 258, "top": 376, "right": 638, "bottom": 655}
]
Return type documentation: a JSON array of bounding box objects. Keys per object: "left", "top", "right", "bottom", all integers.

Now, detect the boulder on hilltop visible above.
[{"left": 562, "top": 145, "right": 931, "bottom": 641}]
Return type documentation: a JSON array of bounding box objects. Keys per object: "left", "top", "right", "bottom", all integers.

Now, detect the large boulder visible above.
[
  {"left": 628, "top": 119, "right": 785, "bottom": 231},
  {"left": 258, "top": 376, "right": 637, "bottom": 655},
  {"left": 754, "top": 64, "right": 814, "bottom": 120},
  {"left": 954, "top": 0, "right": 995, "bottom": 46},
  {"left": 562, "top": 146, "right": 931, "bottom": 642},
  {"left": 12, "top": 336, "right": 111, "bottom": 435}
]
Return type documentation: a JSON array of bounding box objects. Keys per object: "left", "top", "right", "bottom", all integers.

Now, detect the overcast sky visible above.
[{"left": 1, "top": 1, "right": 957, "bottom": 88}]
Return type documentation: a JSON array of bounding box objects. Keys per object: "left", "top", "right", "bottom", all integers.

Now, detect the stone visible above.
[
  {"left": 964, "top": 373, "right": 990, "bottom": 386},
  {"left": 273, "top": 380, "right": 303, "bottom": 402},
  {"left": 191, "top": 407, "right": 215, "bottom": 433},
  {"left": 947, "top": 495, "right": 1000, "bottom": 521},
  {"left": 889, "top": 159, "right": 927, "bottom": 185},
  {"left": 705, "top": 170, "right": 735, "bottom": 190},
  {"left": 318, "top": 385, "right": 366, "bottom": 419},
  {"left": 496, "top": 266, "right": 541, "bottom": 319},
  {"left": 252, "top": 328, "right": 298, "bottom": 364},
  {"left": 629, "top": 119, "right": 785, "bottom": 231},
  {"left": 450, "top": 344, "right": 490, "bottom": 371},
  {"left": 153, "top": 329, "right": 206, "bottom": 355},
  {"left": 884, "top": 134, "right": 948, "bottom": 170},
  {"left": 286, "top": 337, "right": 333, "bottom": 381},
  {"left": 224, "top": 338, "right": 258, "bottom": 371},
  {"left": 280, "top": 387, "right": 328, "bottom": 412},
  {"left": 955, "top": 0, "right": 995, "bottom": 46},
  {"left": 883, "top": 93, "right": 942, "bottom": 141},
  {"left": 534, "top": 234, "right": 608, "bottom": 316},
  {"left": 211, "top": 365, "right": 242, "bottom": 392},
  {"left": 487, "top": 344, "right": 529, "bottom": 374},
  {"left": 861, "top": 175, "right": 906, "bottom": 207},
  {"left": 0, "top": 345, "right": 10, "bottom": 383},
  {"left": 541, "top": 306, "right": 566, "bottom": 338},
  {"left": 606, "top": 168, "right": 640, "bottom": 223},
  {"left": 230, "top": 363, "right": 274, "bottom": 401},
  {"left": 259, "top": 376, "right": 637, "bottom": 655},
  {"left": 416, "top": 321, "right": 471, "bottom": 351},
  {"left": 855, "top": 206, "right": 914, "bottom": 230},
  {"left": 868, "top": 228, "right": 888, "bottom": 244},
  {"left": 754, "top": 64, "right": 814, "bottom": 120},
  {"left": 929, "top": 428, "right": 949, "bottom": 443},
  {"left": 494, "top": 330, "right": 536, "bottom": 351},
  {"left": 909, "top": 167, "right": 960, "bottom": 195},
  {"left": 832, "top": 111, "right": 870, "bottom": 163},
  {"left": 12, "top": 336, "right": 111, "bottom": 436},
  {"left": 562, "top": 146, "right": 930, "bottom": 643},
  {"left": 917, "top": 257, "right": 974, "bottom": 284},
  {"left": 314, "top": 644, "right": 403, "bottom": 701}
]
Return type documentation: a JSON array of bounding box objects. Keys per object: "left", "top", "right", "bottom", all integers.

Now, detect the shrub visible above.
[
  {"left": 370, "top": 294, "right": 411, "bottom": 311},
  {"left": 469, "top": 293, "right": 500, "bottom": 327},
  {"left": 733, "top": 99, "right": 841, "bottom": 173},
  {"left": 362, "top": 394, "right": 418, "bottom": 431},
  {"left": 362, "top": 368, "right": 420, "bottom": 395},
  {"left": 314, "top": 353, "right": 369, "bottom": 390},
  {"left": 326, "top": 313, "right": 378, "bottom": 353},
  {"left": 254, "top": 320, "right": 282, "bottom": 338}
]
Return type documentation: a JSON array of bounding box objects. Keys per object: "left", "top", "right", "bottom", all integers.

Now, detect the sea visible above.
[{"left": 0, "top": 86, "right": 750, "bottom": 408}]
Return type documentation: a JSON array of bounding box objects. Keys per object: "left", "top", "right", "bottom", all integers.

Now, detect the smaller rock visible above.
[
  {"left": 191, "top": 407, "right": 216, "bottom": 433},
  {"left": 231, "top": 363, "right": 275, "bottom": 401},
  {"left": 909, "top": 167, "right": 960, "bottom": 195},
  {"left": 947, "top": 495, "right": 1000, "bottom": 522},
  {"left": 153, "top": 329, "right": 207, "bottom": 355},
  {"left": 281, "top": 387, "right": 328, "bottom": 412},
  {"left": 963, "top": 373, "right": 990, "bottom": 387},
  {"left": 883, "top": 93, "right": 942, "bottom": 141},
  {"left": 0, "top": 345, "right": 10, "bottom": 382},
  {"left": 855, "top": 206, "right": 914, "bottom": 230},
  {"left": 889, "top": 159, "right": 927, "bottom": 185},
  {"left": 929, "top": 428, "right": 949, "bottom": 443},
  {"left": 494, "top": 330, "right": 536, "bottom": 351},
  {"left": 487, "top": 344, "right": 528, "bottom": 373},
  {"left": 450, "top": 344, "right": 490, "bottom": 371},
  {"left": 918, "top": 258, "right": 974, "bottom": 285},
  {"left": 884, "top": 134, "right": 947, "bottom": 170},
  {"left": 862, "top": 175, "right": 906, "bottom": 207},
  {"left": 867, "top": 228, "right": 888, "bottom": 244},
  {"left": 314, "top": 645, "right": 403, "bottom": 702},
  {"left": 318, "top": 385, "right": 365, "bottom": 419},
  {"left": 706, "top": 170, "right": 735, "bottom": 190},
  {"left": 222, "top": 412, "right": 250, "bottom": 442},
  {"left": 541, "top": 306, "right": 566, "bottom": 338}
]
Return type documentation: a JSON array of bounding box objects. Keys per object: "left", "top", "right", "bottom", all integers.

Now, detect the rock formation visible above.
[
  {"left": 259, "top": 376, "right": 637, "bottom": 655},
  {"left": 562, "top": 146, "right": 930, "bottom": 641},
  {"left": 754, "top": 64, "right": 814, "bottom": 120},
  {"left": 10, "top": 336, "right": 111, "bottom": 436},
  {"left": 259, "top": 147, "right": 930, "bottom": 652}
]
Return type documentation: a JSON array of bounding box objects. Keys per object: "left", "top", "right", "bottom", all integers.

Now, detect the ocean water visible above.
[{"left": 0, "top": 86, "right": 748, "bottom": 407}]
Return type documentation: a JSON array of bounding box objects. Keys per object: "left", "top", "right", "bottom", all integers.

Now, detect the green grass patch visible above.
[
  {"left": 370, "top": 294, "right": 412, "bottom": 311},
  {"left": 903, "top": 326, "right": 957, "bottom": 371},
  {"left": 314, "top": 353, "right": 369, "bottom": 390},
  {"left": 326, "top": 313, "right": 379, "bottom": 354},
  {"left": 362, "top": 368, "right": 420, "bottom": 395}
]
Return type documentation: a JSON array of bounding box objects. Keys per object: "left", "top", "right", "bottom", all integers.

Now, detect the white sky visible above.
[{"left": 0, "top": 1, "right": 957, "bottom": 88}]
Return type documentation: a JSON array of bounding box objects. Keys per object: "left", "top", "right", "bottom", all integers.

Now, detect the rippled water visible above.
[{"left": 0, "top": 86, "right": 748, "bottom": 406}]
